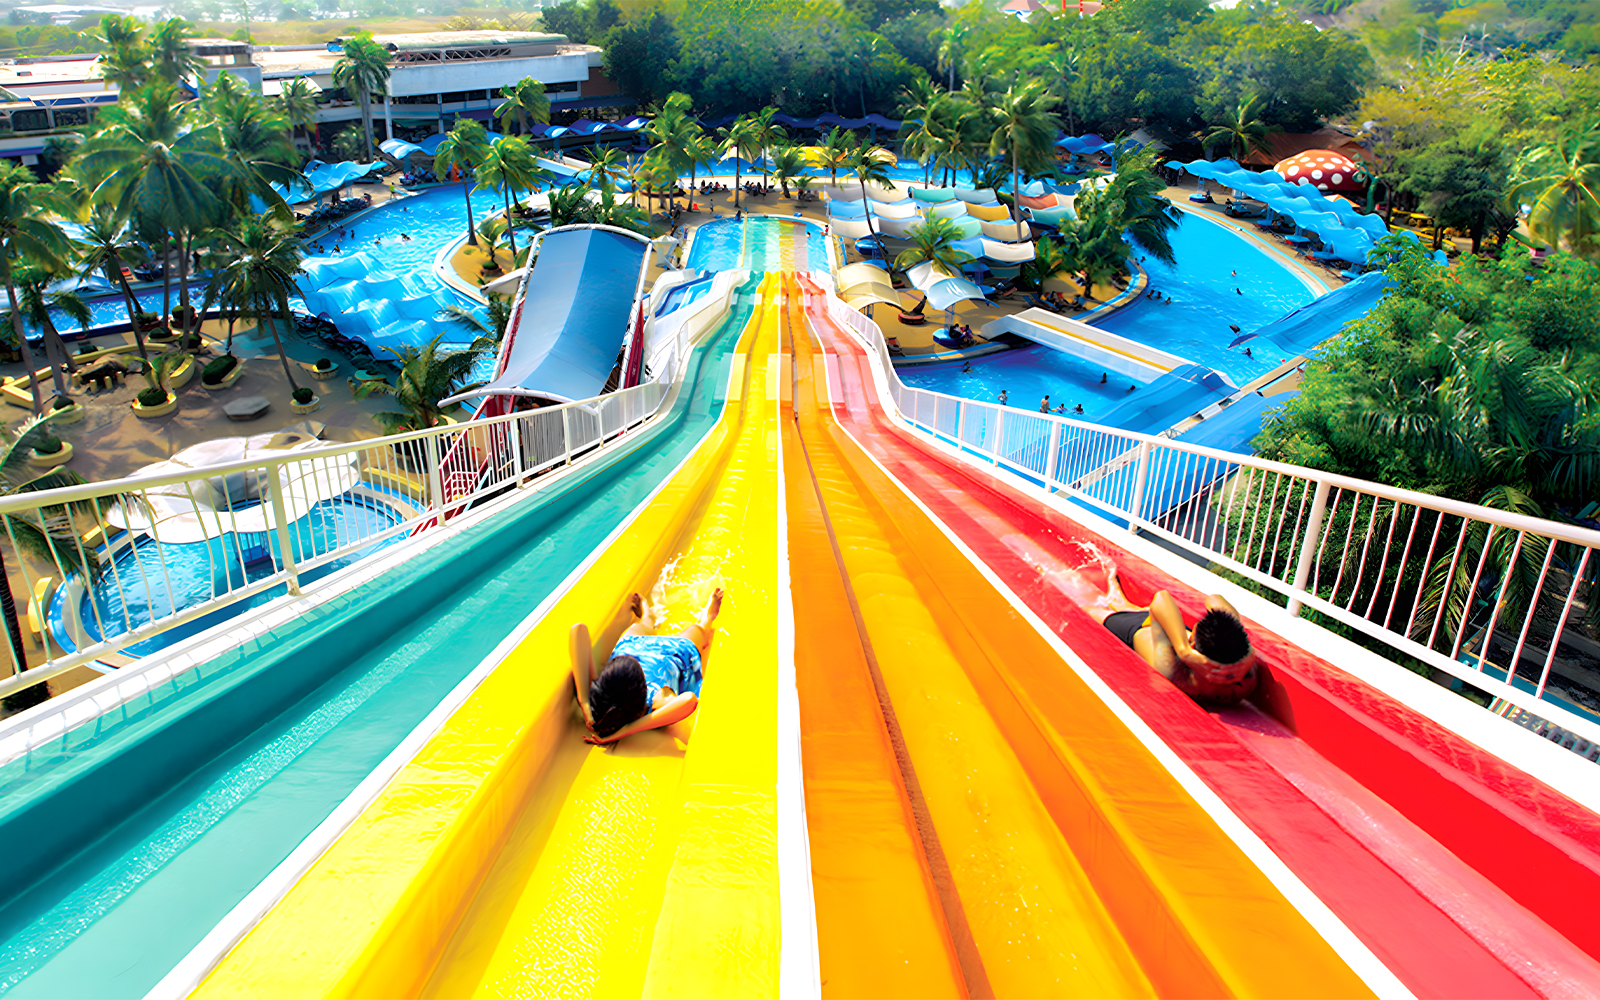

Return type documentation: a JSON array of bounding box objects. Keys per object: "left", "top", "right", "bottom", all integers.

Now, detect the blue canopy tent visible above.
[
  {"left": 444, "top": 227, "right": 650, "bottom": 406},
  {"left": 1169, "top": 158, "right": 1390, "bottom": 262},
  {"left": 268, "top": 160, "right": 383, "bottom": 205}
]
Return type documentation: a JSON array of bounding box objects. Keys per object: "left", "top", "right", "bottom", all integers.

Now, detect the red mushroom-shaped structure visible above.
[{"left": 1273, "top": 149, "right": 1362, "bottom": 192}]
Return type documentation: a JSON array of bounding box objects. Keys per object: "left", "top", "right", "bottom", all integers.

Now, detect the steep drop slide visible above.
[
  {"left": 780, "top": 272, "right": 1370, "bottom": 999},
  {"left": 796, "top": 275, "right": 1600, "bottom": 999},
  {"left": 195, "top": 273, "right": 786, "bottom": 999}
]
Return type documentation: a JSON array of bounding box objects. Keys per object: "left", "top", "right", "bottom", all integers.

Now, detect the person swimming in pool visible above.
[
  {"left": 571, "top": 588, "right": 724, "bottom": 745},
  {"left": 1071, "top": 570, "right": 1257, "bottom": 705}
]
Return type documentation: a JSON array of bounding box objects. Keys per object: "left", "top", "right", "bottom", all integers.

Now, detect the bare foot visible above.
[
  {"left": 629, "top": 592, "right": 644, "bottom": 620},
  {"left": 699, "top": 587, "right": 725, "bottom": 628}
]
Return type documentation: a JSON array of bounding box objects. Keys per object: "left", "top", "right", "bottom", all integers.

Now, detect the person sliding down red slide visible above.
[{"left": 794, "top": 273, "right": 1600, "bottom": 1000}]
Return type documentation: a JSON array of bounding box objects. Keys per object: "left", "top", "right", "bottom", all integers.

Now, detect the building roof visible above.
[{"left": 354, "top": 29, "right": 569, "bottom": 50}]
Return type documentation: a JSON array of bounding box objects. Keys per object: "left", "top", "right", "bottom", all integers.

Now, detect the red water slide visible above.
[{"left": 797, "top": 277, "right": 1600, "bottom": 999}]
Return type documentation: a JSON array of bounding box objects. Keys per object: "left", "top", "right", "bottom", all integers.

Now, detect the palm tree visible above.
[
  {"left": 435, "top": 118, "right": 491, "bottom": 247},
  {"left": 1508, "top": 121, "right": 1600, "bottom": 258},
  {"left": 277, "top": 77, "right": 321, "bottom": 153},
  {"left": 849, "top": 146, "right": 893, "bottom": 246},
  {"left": 1110, "top": 147, "right": 1183, "bottom": 265},
  {"left": 210, "top": 217, "right": 306, "bottom": 394},
  {"left": 1021, "top": 236, "right": 1073, "bottom": 290},
  {"left": 1062, "top": 185, "right": 1132, "bottom": 296},
  {"left": 581, "top": 144, "right": 627, "bottom": 194},
  {"left": 441, "top": 293, "right": 513, "bottom": 342},
  {"left": 76, "top": 81, "right": 232, "bottom": 344},
  {"left": 549, "top": 182, "right": 593, "bottom": 228},
  {"left": 817, "top": 126, "right": 856, "bottom": 188},
  {"left": 894, "top": 215, "right": 973, "bottom": 319},
  {"left": 749, "top": 106, "right": 788, "bottom": 185},
  {"left": 0, "top": 162, "right": 72, "bottom": 414},
  {"left": 936, "top": 26, "right": 967, "bottom": 93},
  {"left": 718, "top": 115, "right": 762, "bottom": 209},
  {"left": 988, "top": 79, "right": 1061, "bottom": 236},
  {"left": 8, "top": 261, "right": 89, "bottom": 398},
  {"left": 684, "top": 131, "right": 719, "bottom": 203},
  {"left": 354, "top": 332, "right": 496, "bottom": 434},
  {"left": 476, "top": 136, "right": 543, "bottom": 258},
  {"left": 205, "top": 85, "right": 303, "bottom": 222},
  {"left": 898, "top": 78, "right": 946, "bottom": 187},
  {"left": 494, "top": 77, "right": 551, "bottom": 150},
  {"left": 74, "top": 205, "right": 151, "bottom": 363},
  {"left": 1199, "top": 95, "right": 1280, "bottom": 163},
  {"left": 148, "top": 18, "right": 204, "bottom": 87},
  {"left": 331, "top": 32, "right": 390, "bottom": 161},
  {"left": 770, "top": 145, "right": 805, "bottom": 199},
  {"left": 93, "top": 14, "right": 149, "bottom": 92}
]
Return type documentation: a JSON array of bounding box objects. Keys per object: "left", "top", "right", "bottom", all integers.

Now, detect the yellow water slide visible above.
[
  {"left": 195, "top": 273, "right": 786, "bottom": 999},
  {"left": 779, "top": 273, "right": 1374, "bottom": 999}
]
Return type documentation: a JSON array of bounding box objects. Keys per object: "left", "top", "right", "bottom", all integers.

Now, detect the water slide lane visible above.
[
  {"left": 195, "top": 273, "right": 784, "bottom": 999},
  {"left": 797, "top": 278, "right": 1600, "bottom": 998},
  {"left": 781, "top": 274, "right": 1370, "bottom": 999},
  {"left": 0, "top": 277, "right": 759, "bottom": 1000}
]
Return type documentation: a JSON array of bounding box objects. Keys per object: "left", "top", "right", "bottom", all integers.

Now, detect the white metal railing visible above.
[
  {"left": 0, "top": 266, "right": 751, "bottom": 700},
  {"left": 822, "top": 293, "right": 1600, "bottom": 750}
]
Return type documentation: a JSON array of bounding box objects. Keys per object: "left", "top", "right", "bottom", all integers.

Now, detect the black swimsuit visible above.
[{"left": 1103, "top": 610, "right": 1149, "bottom": 649}]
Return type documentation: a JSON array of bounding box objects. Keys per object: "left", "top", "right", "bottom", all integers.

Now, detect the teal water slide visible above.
[{"left": 0, "top": 277, "right": 762, "bottom": 998}]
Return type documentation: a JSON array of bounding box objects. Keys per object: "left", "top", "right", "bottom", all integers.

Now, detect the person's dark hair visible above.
[
  {"left": 1191, "top": 609, "right": 1251, "bottom": 665},
  {"left": 590, "top": 655, "right": 648, "bottom": 738}
]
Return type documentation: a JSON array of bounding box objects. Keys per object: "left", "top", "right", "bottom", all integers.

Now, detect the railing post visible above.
[
  {"left": 1043, "top": 419, "right": 1060, "bottom": 490},
  {"left": 424, "top": 433, "right": 444, "bottom": 515},
  {"left": 1126, "top": 440, "right": 1151, "bottom": 525},
  {"left": 1287, "top": 479, "right": 1333, "bottom": 617},
  {"left": 266, "top": 462, "right": 301, "bottom": 597},
  {"left": 511, "top": 414, "right": 525, "bottom": 481},
  {"left": 956, "top": 402, "right": 967, "bottom": 446},
  {"left": 562, "top": 408, "right": 573, "bottom": 466},
  {"left": 992, "top": 408, "right": 1004, "bottom": 465}
]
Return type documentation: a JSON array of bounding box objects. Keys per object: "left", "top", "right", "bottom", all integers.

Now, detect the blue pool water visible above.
[
  {"left": 1093, "top": 213, "right": 1318, "bottom": 383},
  {"left": 686, "top": 216, "right": 829, "bottom": 272},
  {"left": 56, "top": 495, "right": 407, "bottom": 660},
  {"left": 901, "top": 343, "right": 1154, "bottom": 420},
  {"left": 907, "top": 213, "right": 1321, "bottom": 415}
]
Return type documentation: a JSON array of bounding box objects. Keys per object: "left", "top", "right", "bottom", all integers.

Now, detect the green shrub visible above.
[
  {"left": 201, "top": 355, "right": 238, "bottom": 384},
  {"left": 137, "top": 386, "right": 168, "bottom": 407},
  {"left": 314, "top": 357, "right": 332, "bottom": 370},
  {"left": 49, "top": 395, "right": 73, "bottom": 411},
  {"left": 34, "top": 433, "right": 61, "bottom": 454},
  {"left": 292, "top": 386, "right": 314, "bottom": 403}
]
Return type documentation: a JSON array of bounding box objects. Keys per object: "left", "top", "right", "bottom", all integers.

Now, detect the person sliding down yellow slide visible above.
[{"left": 574, "top": 588, "right": 725, "bottom": 744}]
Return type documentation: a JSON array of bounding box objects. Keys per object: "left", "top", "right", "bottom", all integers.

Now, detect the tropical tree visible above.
[
  {"left": 1021, "top": 236, "right": 1073, "bottom": 290},
  {"left": 331, "top": 32, "right": 390, "bottom": 161},
  {"left": 435, "top": 118, "right": 492, "bottom": 247},
  {"left": 1199, "top": 95, "right": 1280, "bottom": 163},
  {"left": 1061, "top": 186, "right": 1132, "bottom": 296},
  {"left": 148, "top": 18, "right": 204, "bottom": 87},
  {"left": 476, "top": 135, "right": 543, "bottom": 257},
  {"left": 277, "top": 77, "right": 322, "bottom": 152},
  {"left": 849, "top": 146, "right": 893, "bottom": 245},
  {"left": 817, "top": 126, "right": 856, "bottom": 187},
  {"left": 204, "top": 84, "right": 303, "bottom": 222},
  {"left": 74, "top": 205, "right": 151, "bottom": 363},
  {"left": 441, "top": 292, "right": 513, "bottom": 342},
  {"left": 207, "top": 217, "right": 306, "bottom": 395},
  {"left": 93, "top": 14, "right": 150, "bottom": 92},
  {"left": 1508, "top": 121, "right": 1600, "bottom": 259},
  {"left": 1107, "top": 147, "right": 1184, "bottom": 265},
  {"left": 748, "top": 106, "right": 788, "bottom": 185},
  {"left": 581, "top": 144, "right": 627, "bottom": 193},
  {"left": 7, "top": 262, "right": 89, "bottom": 398},
  {"left": 0, "top": 162, "right": 72, "bottom": 414},
  {"left": 936, "top": 26, "right": 968, "bottom": 93},
  {"left": 770, "top": 145, "right": 805, "bottom": 199},
  {"left": 898, "top": 77, "right": 947, "bottom": 187},
  {"left": 683, "top": 131, "right": 720, "bottom": 202},
  {"left": 718, "top": 115, "right": 761, "bottom": 208},
  {"left": 494, "top": 77, "right": 551, "bottom": 149},
  {"left": 894, "top": 214, "right": 973, "bottom": 316},
  {"left": 548, "top": 182, "right": 593, "bottom": 228},
  {"left": 75, "top": 80, "right": 232, "bottom": 343},
  {"left": 987, "top": 79, "right": 1061, "bottom": 231},
  {"left": 354, "top": 333, "right": 496, "bottom": 434}
]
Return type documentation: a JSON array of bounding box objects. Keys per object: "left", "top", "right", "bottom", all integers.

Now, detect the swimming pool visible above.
[
  {"left": 1093, "top": 214, "right": 1318, "bottom": 382},
  {"left": 685, "top": 216, "right": 829, "bottom": 272},
  {"left": 900, "top": 344, "right": 1156, "bottom": 420},
  {"left": 908, "top": 212, "right": 1321, "bottom": 417},
  {"left": 52, "top": 494, "right": 408, "bottom": 660}
]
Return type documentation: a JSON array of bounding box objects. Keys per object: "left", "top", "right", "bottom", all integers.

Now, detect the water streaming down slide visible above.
[
  {"left": 793, "top": 275, "right": 1600, "bottom": 998},
  {"left": 780, "top": 272, "right": 1374, "bottom": 998},
  {"left": 193, "top": 273, "right": 786, "bottom": 998},
  {"left": 0, "top": 279, "right": 754, "bottom": 1000}
]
